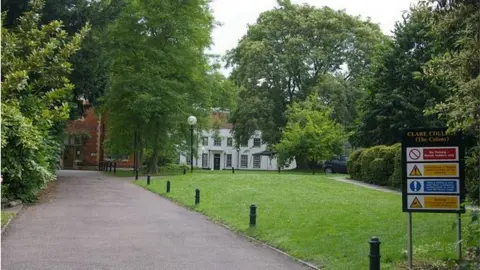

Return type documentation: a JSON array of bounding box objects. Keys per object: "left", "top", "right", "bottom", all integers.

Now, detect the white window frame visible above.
[
  {"left": 253, "top": 138, "right": 261, "bottom": 147},
  {"left": 241, "top": 155, "right": 248, "bottom": 168},
  {"left": 253, "top": 155, "right": 261, "bottom": 168},
  {"left": 214, "top": 137, "right": 222, "bottom": 146},
  {"left": 226, "top": 154, "right": 232, "bottom": 167}
]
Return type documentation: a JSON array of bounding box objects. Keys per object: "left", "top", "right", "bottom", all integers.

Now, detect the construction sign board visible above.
[
  {"left": 406, "top": 163, "right": 459, "bottom": 178},
  {"left": 402, "top": 128, "right": 465, "bottom": 213}
]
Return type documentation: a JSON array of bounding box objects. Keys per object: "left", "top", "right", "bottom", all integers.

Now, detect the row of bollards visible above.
[
  {"left": 99, "top": 161, "right": 116, "bottom": 174},
  {"left": 141, "top": 175, "right": 381, "bottom": 268}
]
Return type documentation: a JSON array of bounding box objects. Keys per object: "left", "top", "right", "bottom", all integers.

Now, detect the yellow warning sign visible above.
[
  {"left": 424, "top": 164, "right": 457, "bottom": 176},
  {"left": 410, "top": 197, "right": 423, "bottom": 208},
  {"left": 424, "top": 196, "right": 458, "bottom": 209},
  {"left": 409, "top": 165, "right": 422, "bottom": 176}
]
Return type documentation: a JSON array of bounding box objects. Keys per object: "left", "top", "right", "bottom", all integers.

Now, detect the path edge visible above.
[
  {"left": 134, "top": 181, "right": 321, "bottom": 270},
  {"left": 1, "top": 205, "right": 23, "bottom": 235}
]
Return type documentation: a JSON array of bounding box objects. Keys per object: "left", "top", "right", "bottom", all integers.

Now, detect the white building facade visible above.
[{"left": 180, "top": 128, "right": 296, "bottom": 171}]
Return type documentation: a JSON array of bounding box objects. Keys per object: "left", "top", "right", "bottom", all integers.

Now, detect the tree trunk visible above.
[{"left": 295, "top": 153, "right": 310, "bottom": 169}]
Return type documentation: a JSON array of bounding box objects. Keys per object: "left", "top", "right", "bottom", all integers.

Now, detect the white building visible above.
[{"left": 179, "top": 124, "right": 296, "bottom": 171}]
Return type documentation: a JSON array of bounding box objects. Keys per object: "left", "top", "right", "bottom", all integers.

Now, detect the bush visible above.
[
  {"left": 347, "top": 148, "right": 364, "bottom": 180},
  {"left": 348, "top": 144, "right": 401, "bottom": 188},
  {"left": 389, "top": 149, "right": 402, "bottom": 189}
]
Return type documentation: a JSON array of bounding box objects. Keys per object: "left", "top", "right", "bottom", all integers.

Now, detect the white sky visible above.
[{"left": 208, "top": 0, "right": 417, "bottom": 73}]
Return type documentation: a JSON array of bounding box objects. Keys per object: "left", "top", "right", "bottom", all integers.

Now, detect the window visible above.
[
  {"left": 253, "top": 138, "right": 261, "bottom": 147},
  {"left": 202, "top": 153, "right": 208, "bottom": 167},
  {"left": 226, "top": 154, "right": 232, "bottom": 167},
  {"left": 241, "top": 155, "right": 248, "bottom": 168},
  {"left": 214, "top": 137, "right": 221, "bottom": 146},
  {"left": 253, "top": 155, "right": 261, "bottom": 168},
  {"left": 227, "top": 137, "right": 233, "bottom": 147},
  {"left": 202, "top": 137, "right": 208, "bottom": 146}
]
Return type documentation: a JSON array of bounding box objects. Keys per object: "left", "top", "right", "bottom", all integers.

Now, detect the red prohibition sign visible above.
[{"left": 409, "top": 149, "right": 421, "bottom": 160}]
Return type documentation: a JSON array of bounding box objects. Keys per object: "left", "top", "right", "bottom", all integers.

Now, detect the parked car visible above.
[{"left": 323, "top": 156, "right": 348, "bottom": 174}]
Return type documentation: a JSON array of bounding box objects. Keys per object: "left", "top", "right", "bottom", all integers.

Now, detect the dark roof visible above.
[{"left": 252, "top": 150, "right": 276, "bottom": 156}]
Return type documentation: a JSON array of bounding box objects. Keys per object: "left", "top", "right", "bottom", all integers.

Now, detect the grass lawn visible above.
[
  {"left": 137, "top": 172, "right": 462, "bottom": 269},
  {"left": 1, "top": 212, "right": 16, "bottom": 229},
  {"left": 109, "top": 168, "right": 327, "bottom": 177}
]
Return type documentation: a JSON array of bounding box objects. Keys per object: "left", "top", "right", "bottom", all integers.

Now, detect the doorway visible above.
[
  {"left": 213, "top": 154, "right": 221, "bottom": 170},
  {"left": 63, "top": 146, "right": 75, "bottom": 169}
]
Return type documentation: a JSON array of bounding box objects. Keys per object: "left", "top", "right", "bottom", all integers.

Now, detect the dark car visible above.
[{"left": 323, "top": 156, "right": 348, "bottom": 174}]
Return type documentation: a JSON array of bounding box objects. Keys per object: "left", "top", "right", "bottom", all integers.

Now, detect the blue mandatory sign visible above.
[
  {"left": 409, "top": 181, "right": 422, "bottom": 192},
  {"left": 424, "top": 181, "right": 457, "bottom": 193}
]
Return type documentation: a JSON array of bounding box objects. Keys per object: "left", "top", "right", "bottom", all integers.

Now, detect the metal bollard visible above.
[
  {"left": 278, "top": 167, "right": 281, "bottom": 173},
  {"left": 147, "top": 174, "right": 151, "bottom": 185},
  {"left": 166, "top": 181, "right": 171, "bottom": 193},
  {"left": 195, "top": 188, "right": 200, "bottom": 205},
  {"left": 232, "top": 167, "right": 235, "bottom": 174},
  {"left": 183, "top": 167, "right": 187, "bottom": 175},
  {"left": 369, "top": 237, "right": 381, "bottom": 270},
  {"left": 249, "top": 204, "right": 257, "bottom": 227},
  {"left": 113, "top": 162, "right": 116, "bottom": 174},
  {"left": 99, "top": 162, "right": 102, "bottom": 171},
  {"left": 135, "top": 169, "right": 139, "bottom": 180},
  {"left": 109, "top": 162, "right": 112, "bottom": 173}
]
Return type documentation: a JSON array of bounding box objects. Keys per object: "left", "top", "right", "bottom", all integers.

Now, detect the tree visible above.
[
  {"left": 352, "top": 5, "right": 447, "bottom": 147},
  {"left": 1, "top": 0, "right": 125, "bottom": 118},
  {"left": 423, "top": 0, "right": 480, "bottom": 204},
  {"left": 226, "top": 0, "right": 386, "bottom": 166},
  {"left": 103, "top": 0, "right": 216, "bottom": 173},
  {"left": 275, "top": 95, "right": 345, "bottom": 174},
  {"left": 1, "top": 0, "right": 89, "bottom": 201}
]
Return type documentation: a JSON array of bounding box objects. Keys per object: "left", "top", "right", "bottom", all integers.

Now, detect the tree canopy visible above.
[{"left": 226, "top": 0, "right": 386, "bottom": 149}]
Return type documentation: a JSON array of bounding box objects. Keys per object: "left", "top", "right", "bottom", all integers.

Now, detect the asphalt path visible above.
[{"left": 1, "top": 170, "right": 309, "bottom": 270}]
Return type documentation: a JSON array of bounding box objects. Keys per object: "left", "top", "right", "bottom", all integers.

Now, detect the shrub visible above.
[
  {"left": 348, "top": 144, "right": 401, "bottom": 188},
  {"left": 347, "top": 148, "right": 364, "bottom": 180},
  {"left": 389, "top": 149, "right": 402, "bottom": 189}
]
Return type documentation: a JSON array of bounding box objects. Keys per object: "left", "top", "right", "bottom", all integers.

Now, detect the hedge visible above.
[{"left": 347, "top": 144, "right": 401, "bottom": 189}]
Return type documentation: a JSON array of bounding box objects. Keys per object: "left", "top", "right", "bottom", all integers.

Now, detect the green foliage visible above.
[
  {"left": 274, "top": 94, "right": 345, "bottom": 168},
  {"left": 346, "top": 148, "right": 364, "bottom": 180},
  {"left": 352, "top": 5, "right": 446, "bottom": 147},
  {"left": 104, "top": 0, "right": 217, "bottom": 173},
  {"left": 227, "top": 1, "right": 387, "bottom": 150},
  {"left": 349, "top": 144, "right": 401, "bottom": 188},
  {"left": 1, "top": 0, "right": 88, "bottom": 201}
]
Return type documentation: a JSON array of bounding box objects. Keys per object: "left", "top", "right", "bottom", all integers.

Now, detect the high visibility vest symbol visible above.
[
  {"left": 410, "top": 197, "right": 423, "bottom": 208},
  {"left": 409, "top": 165, "right": 422, "bottom": 176}
]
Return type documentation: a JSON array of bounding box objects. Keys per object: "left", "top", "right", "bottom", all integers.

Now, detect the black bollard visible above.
[
  {"left": 147, "top": 174, "right": 151, "bottom": 185},
  {"left": 109, "top": 162, "right": 112, "bottom": 173},
  {"left": 278, "top": 167, "right": 281, "bottom": 173},
  {"left": 99, "top": 162, "right": 102, "bottom": 171},
  {"left": 166, "top": 181, "right": 171, "bottom": 193},
  {"left": 195, "top": 188, "right": 200, "bottom": 205},
  {"left": 113, "top": 162, "right": 117, "bottom": 174},
  {"left": 232, "top": 167, "right": 235, "bottom": 174},
  {"left": 135, "top": 169, "right": 139, "bottom": 180},
  {"left": 249, "top": 204, "right": 257, "bottom": 227},
  {"left": 104, "top": 162, "right": 107, "bottom": 172},
  {"left": 369, "top": 237, "right": 381, "bottom": 270},
  {"left": 183, "top": 167, "right": 187, "bottom": 175}
]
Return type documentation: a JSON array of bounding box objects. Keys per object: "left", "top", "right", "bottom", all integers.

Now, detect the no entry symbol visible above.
[{"left": 409, "top": 149, "right": 421, "bottom": 160}]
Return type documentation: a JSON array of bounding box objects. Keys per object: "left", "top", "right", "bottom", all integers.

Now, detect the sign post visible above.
[{"left": 402, "top": 128, "right": 465, "bottom": 268}]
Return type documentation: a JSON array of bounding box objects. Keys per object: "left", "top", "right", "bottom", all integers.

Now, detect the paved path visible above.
[{"left": 2, "top": 170, "right": 309, "bottom": 270}]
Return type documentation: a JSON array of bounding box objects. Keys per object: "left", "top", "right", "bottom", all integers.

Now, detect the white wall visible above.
[{"left": 179, "top": 128, "right": 296, "bottom": 170}]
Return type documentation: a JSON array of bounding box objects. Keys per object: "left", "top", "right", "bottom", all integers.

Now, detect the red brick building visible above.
[{"left": 61, "top": 102, "right": 134, "bottom": 169}]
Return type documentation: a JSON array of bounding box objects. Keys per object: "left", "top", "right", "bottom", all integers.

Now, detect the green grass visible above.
[
  {"left": 1, "top": 212, "right": 15, "bottom": 229},
  {"left": 137, "top": 173, "right": 462, "bottom": 269}
]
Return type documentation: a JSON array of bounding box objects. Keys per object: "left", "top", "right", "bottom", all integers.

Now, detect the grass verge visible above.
[
  {"left": 137, "top": 173, "right": 462, "bottom": 269},
  {"left": 1, "top": 212, "right": 16, "bottom": 230}
]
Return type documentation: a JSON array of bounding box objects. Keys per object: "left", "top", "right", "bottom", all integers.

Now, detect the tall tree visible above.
[
  {"left": 104, "top": 0, "right": 216, "bottom": 173},
  {"left": 352, "top": 5, "right": 447, "bottom": 147},
  {"left": 226, "top": 0, "right": 386, "bottom": 166}
]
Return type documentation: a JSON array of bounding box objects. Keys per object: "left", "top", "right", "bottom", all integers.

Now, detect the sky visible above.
[{"left": 208, "top": 0, "right": 417, "bottom": 73}]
